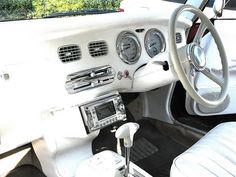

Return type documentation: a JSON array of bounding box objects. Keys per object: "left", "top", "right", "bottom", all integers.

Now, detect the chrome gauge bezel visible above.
[
  {"left": 144, "top": 28, "right": 166, "bottom": 58},
  {"left": 116, "top": 31, "right": 141, "bottom": 65}
]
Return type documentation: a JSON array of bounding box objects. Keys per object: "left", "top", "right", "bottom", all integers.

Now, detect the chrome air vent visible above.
[
  {"left": 176, "top": 33, "right": 182, "bottom": 44},
  {"left": 58, "top": 44, "right": 81, "bottom": 63},
  {"left": 88, "top": 41, "right": 108, "bottom": 57},
  {"left": 65, "top": 65, "right": 115, "bottom": 94}
]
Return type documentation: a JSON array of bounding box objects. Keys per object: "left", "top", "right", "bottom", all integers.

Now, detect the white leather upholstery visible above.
[{"left": 171, "top": 122, "right": 236, "bottom": 177}]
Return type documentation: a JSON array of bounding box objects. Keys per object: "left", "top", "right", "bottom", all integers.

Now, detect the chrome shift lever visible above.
[{"left": 115, "top": 122, "right": 140, "bottom": 177}]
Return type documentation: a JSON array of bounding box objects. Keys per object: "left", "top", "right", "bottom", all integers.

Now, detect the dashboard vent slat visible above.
[
  {"left": 176, "top": 33, "right": 182, "bottom": 44},
  {"left": 58, "top": 44, "right": 81, "bottom": 63},
  {"left": 65, "top": 65, "right": 115, "bottom": 94},
  {"left": 88, "top": 41, "right": 108, "bottom": 57}
]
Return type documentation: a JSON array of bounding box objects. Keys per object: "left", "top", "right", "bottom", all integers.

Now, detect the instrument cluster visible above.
[{"left": 116, "top": 28, "right": 166, "bottom": 64}]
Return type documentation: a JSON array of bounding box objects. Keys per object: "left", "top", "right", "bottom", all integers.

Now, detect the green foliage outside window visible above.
[
  {"left": 0, "top": 0, "right": 121, "bottom": 21},
  {"left": 81, "top": 0, "right": 120, "bottom": 9},
  {"left": 0, "top": 0, "right": 33, "bottom": 20},
  {"left": 31, "top": 0, "right": 83, "bottom": 17}
]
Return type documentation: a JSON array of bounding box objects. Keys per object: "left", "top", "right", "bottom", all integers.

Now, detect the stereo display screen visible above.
[{"left": 95, "top": 101, "right": 116, "bottom": 120}]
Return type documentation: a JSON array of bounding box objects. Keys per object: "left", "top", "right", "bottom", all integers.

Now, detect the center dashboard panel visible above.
[
  {"left": 46, "top": 11, "right": 189, "bottom": 98},
  {"left": 49, "top": 14, "right": 188, "bottom": 137},
  {"left": 36, "top": 13, "right": 190, "bottom": 134},
  {"left": 62, "top": 27, "right": 169, "bottom": 94},
  {"left": 56, "top": 27, "right": 184, "bottom": 94}
]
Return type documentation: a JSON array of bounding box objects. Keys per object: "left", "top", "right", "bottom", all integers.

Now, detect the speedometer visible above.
[
  {"left": 145, "top": 29, "right": 165, "bottom": 58},
  {"left": 116, "top": 31, "right": 141, "bottom": 65}
]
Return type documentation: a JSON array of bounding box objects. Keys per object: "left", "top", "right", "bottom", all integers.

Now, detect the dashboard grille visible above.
[
  {"left": 58, "top": 45, "right": 81, "bottom": 63},
  {"left": 176, "top": 33, "right": 182, "bottom": 44},
  {"left": 88, "top": 41, "right": 108, "bottom": 57},
  {"left": 65, "top": 65, "right": 115, "bottom": 94}
]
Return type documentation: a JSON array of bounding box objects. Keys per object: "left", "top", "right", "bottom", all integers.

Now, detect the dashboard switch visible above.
[
  {"left": 117, "top": 70, "right": 132, "bottom": 80},
  {"left": 117, "top": 71, "right": 123, "bottom": 80},
  {"left": 124, "top": 70, "right": 130, "bottom": 78},
  {"left": 152, "top": 60, "right": 169, "bottom": 71}
]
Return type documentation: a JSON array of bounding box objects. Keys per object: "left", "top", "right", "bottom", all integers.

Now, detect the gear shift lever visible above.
[{"left": 115, "top": 122, "right": 140, "bottom": 177}]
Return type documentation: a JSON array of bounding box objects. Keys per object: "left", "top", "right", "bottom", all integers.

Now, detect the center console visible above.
[
  {"left": 76, "top": 150, "right": 152, "bottom": 177},
  {"left": 80, "top": 92, "right": 126, "bottom": 133},
  {"left": 34, "top": 91, "right": 152, "bottom": 177},
  {"left": 77, "top": 93, "right": 152, "bottom": 177}
]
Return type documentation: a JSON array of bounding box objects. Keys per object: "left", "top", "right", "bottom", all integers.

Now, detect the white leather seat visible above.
[{"left": 170, "top": 122, "right": 236, "bottom": 177}]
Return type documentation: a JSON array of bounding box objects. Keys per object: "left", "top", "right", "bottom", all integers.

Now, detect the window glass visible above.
[
  {"left": 225, "top": 0, "right": 236, "bottom": 10},
  {"left": 0, "top": 0, "right": 189, "bottom": 22},
  {"left": 206, "top": 0, "right": 236, "bottom": 10},
  {"left": 0, "top": 0, "right": 121, "bottom": 22}
]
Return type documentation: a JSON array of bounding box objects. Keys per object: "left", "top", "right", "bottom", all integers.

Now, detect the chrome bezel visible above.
[
  {"left": 187, "top": 43, "right": 206, "bottom": 71},
  {"left": 116, "top": 31, "right": 141, "bottom": 65},
  {"left": 144, "top": 28, "right": 166, "bottom": 58}
]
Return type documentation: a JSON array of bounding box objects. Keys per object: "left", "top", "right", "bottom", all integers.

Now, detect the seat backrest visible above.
[{"left": 170, "top": 122, "right": 236, "bottom": 177}]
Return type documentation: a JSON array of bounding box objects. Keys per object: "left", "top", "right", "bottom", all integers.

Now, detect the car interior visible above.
[{"left": 0, "top": 0, "right": 236, "bottom": 176}]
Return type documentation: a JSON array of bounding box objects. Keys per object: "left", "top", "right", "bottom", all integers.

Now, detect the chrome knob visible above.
[
  {"left": 188, "top": 43, "right": 206, "bottom": 71},
  {"left": 118, "top": 103, "right": 125, "bottom": 112},
  {"left": 90, "top": 72, "right": 96, "bottom": 77}
]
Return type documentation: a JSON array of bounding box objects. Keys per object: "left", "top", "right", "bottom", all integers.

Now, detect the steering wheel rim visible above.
[{"left": 169, "top": 4, "right": 229, "bottom": 108}]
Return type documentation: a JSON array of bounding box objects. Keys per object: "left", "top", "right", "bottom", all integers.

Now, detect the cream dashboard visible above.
[
  {"left": 42, "top": 11, "right": 191, "bottom": 99},
  {"left": 61, "top": 26, "right": 169, "bottom": 95},
  {"left": 0, "top": 10, "right": 191, "bottom": 154},
  {"left": 0, "top": 10, "right": 192, "bottom": 112}
]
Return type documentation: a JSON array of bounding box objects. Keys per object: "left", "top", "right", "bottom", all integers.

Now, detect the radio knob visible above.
[{"left": 117, "top": 103, "right": 125, "bottom": 112}]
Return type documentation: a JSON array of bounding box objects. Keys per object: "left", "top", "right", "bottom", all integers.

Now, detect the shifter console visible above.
[
  {"left": 80, "top": 92, "right": 126, "bottom": 133},
  {"left": 76, "top": 150, "right": 152, "bottom": 177}
]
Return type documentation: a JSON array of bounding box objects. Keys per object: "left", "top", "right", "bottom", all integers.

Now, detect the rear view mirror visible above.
[{"left": 213, "top": 0, "right": 225, "bottom": 17}]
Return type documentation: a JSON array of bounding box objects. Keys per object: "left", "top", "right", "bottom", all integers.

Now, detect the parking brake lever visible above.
[{"left": 115, "top": 122, "right": 139, "bottom": 177}]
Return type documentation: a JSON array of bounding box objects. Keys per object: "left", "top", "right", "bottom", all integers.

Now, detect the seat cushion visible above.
[{"left": 171, "top": 122, "right": 236, "bottom": 177}]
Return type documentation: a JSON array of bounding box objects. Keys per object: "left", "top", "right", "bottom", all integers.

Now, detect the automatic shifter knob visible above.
[
  {"left": 115, "top": 122, "right": 139, "bottom": 147},
  {"left": 115, "top": 122, "right": 139, "bottom": 177}
]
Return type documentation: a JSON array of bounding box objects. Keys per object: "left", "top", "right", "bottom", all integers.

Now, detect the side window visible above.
[
  {"left": 225, "top": 1, "right": 236, "bottom": 10},
  {"left": 204, "top": 0, "right": 236, "bottom": 19},
  {"left": 207, "top": 0, "right": 236, "bottom": 10}
]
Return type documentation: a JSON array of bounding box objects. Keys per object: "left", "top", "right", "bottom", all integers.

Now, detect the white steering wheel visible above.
[{"left": 169, "top": 5, "right": 229, "bottom": 108}]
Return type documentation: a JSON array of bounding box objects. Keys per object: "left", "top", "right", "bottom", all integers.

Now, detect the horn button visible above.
[{"left": 188, "top": 43, "right": 206, "bottom": 71}]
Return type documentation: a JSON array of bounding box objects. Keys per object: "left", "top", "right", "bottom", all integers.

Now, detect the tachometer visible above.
[
  {"left": 145, "top": 29, "right": 165, "bottom": 58},
  {"left": 116, "top": 31, "right": 141, "bottom": 64}
]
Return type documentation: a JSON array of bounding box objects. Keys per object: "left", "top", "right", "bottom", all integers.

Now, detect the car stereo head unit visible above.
[{"left": 80, "top": 92, "right": 126, "bottom": 133}]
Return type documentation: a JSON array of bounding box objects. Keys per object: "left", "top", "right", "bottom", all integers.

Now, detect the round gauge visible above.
[
  {"left": 145, "top": 29, "right": 166, "bottom": 58},
  {"left": 116, "top": 31, "right": 141, "bottom": 65}
]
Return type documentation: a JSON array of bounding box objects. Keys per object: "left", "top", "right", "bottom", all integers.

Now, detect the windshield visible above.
[
  {"left": 0, "top": 0, "right": 190, "bottom": 22},
  {"left": 0, "top": 0, "right": 121, "bottom": 22}
]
